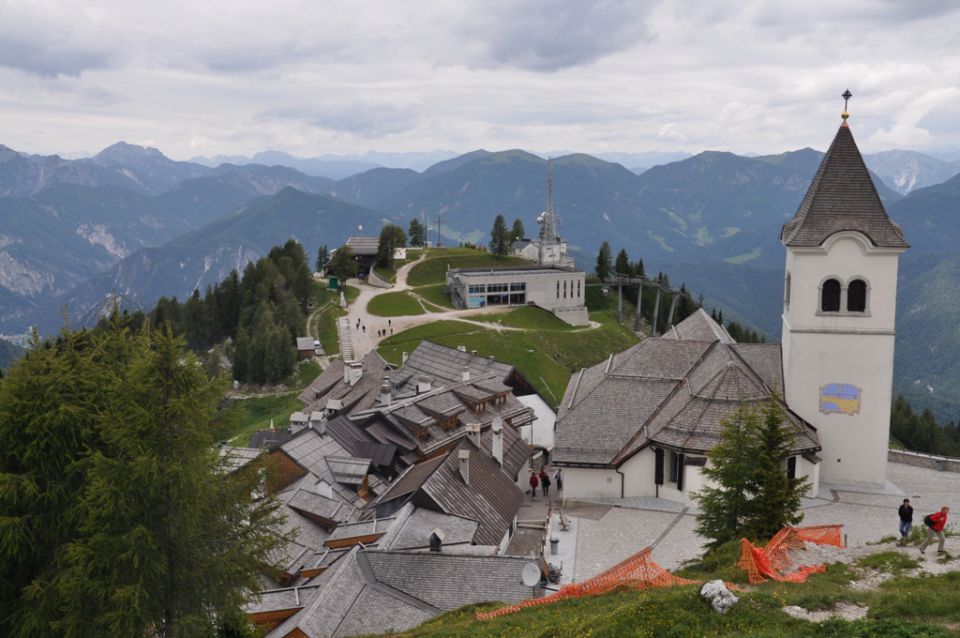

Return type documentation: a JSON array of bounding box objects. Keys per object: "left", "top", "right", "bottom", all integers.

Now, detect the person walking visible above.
[
  {"left": 897, "top": 498, "right": 913, "bottom": 545},
  {"left": 554, "top": 467, "right": 563, "bottom": 492},
  {"left": 919, "top": 506, "right": 950, "bottom": 555},
  {"left": 528, "top": 472, "right": 539, "bottom": 499},
  {"left": 540, "top": 468, "right": 551, "bottom": 498}
]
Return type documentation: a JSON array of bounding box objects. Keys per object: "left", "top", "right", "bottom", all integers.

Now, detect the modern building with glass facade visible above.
[{"left": 445, "top": 266, "right": 589, "bottom": 326}]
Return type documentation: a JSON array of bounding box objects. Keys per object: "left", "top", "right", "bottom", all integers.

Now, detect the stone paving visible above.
[{"left": 547, "top": 461, "right": 960, "bottom": 582}]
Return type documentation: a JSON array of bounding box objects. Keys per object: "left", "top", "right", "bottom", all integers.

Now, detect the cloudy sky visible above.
[{"left": 2, "top": 0, "right": 959, "bottom": 160}]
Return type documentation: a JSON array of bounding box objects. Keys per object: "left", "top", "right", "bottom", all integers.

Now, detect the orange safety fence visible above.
[
  {"left": 737, "top": 525, "right": 844, "bottom": 585},
  {"left": 476, "top": 547, "right": 699, "bottom": 620}
]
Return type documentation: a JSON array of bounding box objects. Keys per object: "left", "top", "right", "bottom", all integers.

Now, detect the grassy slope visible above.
[
  {"left": 407, "top": 248, "right": 532, "bottom": 286},
  {"left": 367, "top": 291, "right": 425, "bottom": 317},
  {"left": 378, "top": 310, "right": 637, "bottom": 406},
  {"left": 393, "top": 546, "right": 960, "bottom": 638},
  {"left": 412, "top": 284, "right": 455, "bottom": 310}
]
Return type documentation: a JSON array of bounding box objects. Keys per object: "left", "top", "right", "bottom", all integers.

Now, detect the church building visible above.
[{"left": 554, "top": 105, "right": 908, "bottom": 503}]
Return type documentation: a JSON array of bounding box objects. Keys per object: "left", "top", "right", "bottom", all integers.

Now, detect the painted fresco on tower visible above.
[{"left": 819, "top": 383, "right": 862, "bottom": 416}]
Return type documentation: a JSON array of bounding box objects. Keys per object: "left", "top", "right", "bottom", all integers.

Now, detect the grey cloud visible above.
[
  {"left": 255, "top": 103, "right": 421, "bottom": 137},
  {"left": 463, "top": 0, "right": 654, "bottom": 72},
  {"left": 0, "top": 35, "right": 113, "bottom": 76}
]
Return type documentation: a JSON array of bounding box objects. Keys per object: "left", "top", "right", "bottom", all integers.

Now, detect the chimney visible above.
[
  {"left": 429, "top": 528, "right": 444, "bottom": 552},
  {"left": 461, "top": 367, "right": 471, "bottom": 382},
  {"left": 458, "top": 449, "right": 470, "bottom": 485},
  {"left": 379, "top": 378, "right": 392, "bottom": 406},
  {"left": 402, "top": 351, "right": 409, "bottom": 364},
  {"left": 492, "top": 417, "right": 504, "bottom": 467},
  {"left": 466, "top": 423, "right": 481, "bottom": 448},
  {"left": 344, "top": 362, "right": 363, "bottom": 386}
]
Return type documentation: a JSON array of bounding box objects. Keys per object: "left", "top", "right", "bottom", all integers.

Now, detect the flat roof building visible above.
[{"left": 445, "top": 265, "right": 589, "bottom": 326}]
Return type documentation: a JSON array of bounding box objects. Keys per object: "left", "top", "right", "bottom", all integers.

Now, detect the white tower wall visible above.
[{"left": 782, "top": 233, "right": 904, "bottom": 486}]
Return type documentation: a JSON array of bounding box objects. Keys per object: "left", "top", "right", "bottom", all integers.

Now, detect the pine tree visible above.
[
  {"left": 316, "top": 244, "right": 329, "bottom": 272},
  {"left": 744, "top": 397, "right": 809, "bottom": 540},
  {"left": 489, "top": 214, "right": 510, "bottom": 256},
  {"left": 694, "top": 403, "right": 762, "bottom": 548},
  {"left": 595, "top": 241, "right": 612, "bottom": 280},
  {"left": 614, "top": 248, "right": 630, "bottom": 276},
  {"left": 408, "top": 219, "right": 426, "bottom": 247},
  {"left": 327, "top": 245, "right": 358, "bottom": 282},
  {"left": 510, "top": 218, "right": 525, "bottom": 242},
  {"left": 0, "top": 322, "right": 284, "bottom": 637},
  {"left": 376, "top": 225, "right": 407, "bottom": 268}
]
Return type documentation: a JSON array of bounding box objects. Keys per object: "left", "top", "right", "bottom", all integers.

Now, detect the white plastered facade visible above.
[{"left": 781, "top": 232, "right": 904, "bottom": 487}]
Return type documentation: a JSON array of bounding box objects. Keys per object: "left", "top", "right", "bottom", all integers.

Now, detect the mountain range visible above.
[{"left": 3, "top": 139, "right": 960, "bottom": 420}]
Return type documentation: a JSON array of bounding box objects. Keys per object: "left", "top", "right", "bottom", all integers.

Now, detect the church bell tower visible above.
[{"left": 780, "top": 92, "right": 909, "bottom": 487}]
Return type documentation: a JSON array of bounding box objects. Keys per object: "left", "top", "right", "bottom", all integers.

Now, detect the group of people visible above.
[
  {"left": 356, "top": 317, "right": 393, "bottom": 339},
  {"left": 897, "top": 499, "right": 950, "bottom": 554},
  {"left": 529, "top": 466, "right": 562, "bottom": 499}
]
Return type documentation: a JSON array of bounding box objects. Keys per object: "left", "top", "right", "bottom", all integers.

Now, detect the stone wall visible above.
[{"left": 888, "top": 449, "right": 960, "bottom": 473}]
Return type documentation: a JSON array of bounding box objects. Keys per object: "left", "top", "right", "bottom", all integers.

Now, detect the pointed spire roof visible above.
[{"left": 781, "top": 123, "right": 908, "bottom": 248}]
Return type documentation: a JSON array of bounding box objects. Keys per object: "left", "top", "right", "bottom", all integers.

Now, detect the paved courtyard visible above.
[{"left": 542, "top": 461, "right": 960, "bottom": 582}]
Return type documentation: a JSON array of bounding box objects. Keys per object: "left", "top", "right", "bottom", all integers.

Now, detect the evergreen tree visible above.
[
  {"left": 510, "top": 218, "right": 525, "bottom": 242},
  {"left": 694, "top": 403, "right": 762, "bottom": 548},
  {"left": 0, "top": 322, "right": 283, "bottom": 637},
  {"left": 595, "top": 241, "right": 612, "bottom": 281},
  {"left": 633, "top": 258, "right": 645, "bottom": 279},
  {"left": 327, "top": 245, "right": 358, "bottom": 282},
  {"left": 316, "top": 244, "right": 329, "bottom": 272},
  {"left": 489, "top": 214, "right": 510, "bottom": 256},
  {"left": 408, "top": 219, "right": 426, "bottom": 247},
  {"left": 614, "top": 248, "right": 631, "bottom": 276},
  {"left": 376, "top": 225, "right": 407, "bottom": 268},
  {"left": 695, "top": 397, "right": 808, "bottom": 547},
  {"left": 744, "top": 398, "right": 809, "bottom": 540}
]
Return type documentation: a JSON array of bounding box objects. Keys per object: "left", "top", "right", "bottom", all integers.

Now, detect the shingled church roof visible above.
[{"left": 781, "top": 122, "right": 908, "bottom": 249}]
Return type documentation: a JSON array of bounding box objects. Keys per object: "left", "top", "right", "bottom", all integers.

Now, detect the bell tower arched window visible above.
[
  {"left": 821, "top": 278, "right": 841, "bottom": 312},
  {"left": 847, "top": 279, "right": 867, "bottom": 312}
]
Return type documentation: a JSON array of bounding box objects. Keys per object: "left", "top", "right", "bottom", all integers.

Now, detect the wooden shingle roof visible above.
[{"left": 781, "top": 123, "right": 908, "bottom": 248}]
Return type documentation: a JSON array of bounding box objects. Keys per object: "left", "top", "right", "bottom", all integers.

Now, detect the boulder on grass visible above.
[{"left": 700, "top": 579, "right": 739, "bottom": 614}]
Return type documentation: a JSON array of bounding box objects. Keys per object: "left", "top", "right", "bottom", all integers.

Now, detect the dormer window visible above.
[
  {"left": 847, "top": 279, "right": 867, "bottom": 312},
  {"left": 821, "top": 279, "right": 841, "bottom": 312}
]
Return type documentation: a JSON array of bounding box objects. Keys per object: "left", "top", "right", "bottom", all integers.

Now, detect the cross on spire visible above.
[{"left": 842, "top": 89, "right": 852, "bottom": 120}]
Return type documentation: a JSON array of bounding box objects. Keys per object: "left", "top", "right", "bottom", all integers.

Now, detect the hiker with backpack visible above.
[{"left": 919, "top": 506, "right": 950, "bottom": 555}]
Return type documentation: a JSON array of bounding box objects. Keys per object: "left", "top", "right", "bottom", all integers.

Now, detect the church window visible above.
[
  {"left": 821, "top": 278, "right": 841, "bottom": 312},
  {"left": 784, "top": 272, "right": 791, "bottom": 307},
  {"left": 563, "top": 280, "right": 567, "bottom": 298},
  {"left": 847, "top": 279, "right": 867, "bottom": 312},
  {"left": 577, "top": 280, "right": 581, "bottom": 297},
  {"left": 557, "top": 281, "right": 560, "bottom": 298}
]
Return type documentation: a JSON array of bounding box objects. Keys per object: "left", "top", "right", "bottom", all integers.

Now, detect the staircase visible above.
[{"left": 337, "top": 317, "right": 355, "bottom": 362}]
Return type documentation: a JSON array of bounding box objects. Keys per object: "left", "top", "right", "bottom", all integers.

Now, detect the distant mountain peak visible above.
[{"left": 94, "top": 141, "right": 168, "bottom": 164}]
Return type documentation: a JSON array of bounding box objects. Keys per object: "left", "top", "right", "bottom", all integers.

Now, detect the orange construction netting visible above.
[
  {"left": 475, "top": 547, "right": 699, "bottom": 620},
  {"left": 737, "top": 525, "right": 844, "bottom": 584}
]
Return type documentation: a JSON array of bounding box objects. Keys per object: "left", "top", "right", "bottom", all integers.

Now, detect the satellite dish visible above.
[
  {"left": 521, "top": 563, "right": 541, "bottom": 587},
  {"left": 492, "top": 416, "right": 503, "bottom": 432}
]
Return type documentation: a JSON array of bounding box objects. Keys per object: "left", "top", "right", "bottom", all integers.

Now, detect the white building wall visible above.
[
  {"left": 517, "top": 394, "right": 556, "bottom": 450},
  {"left": 561, "top": 467, "right": 621, "bottom": 499},
  {"left": 620, "top": 449, "right": 657, "bottom": 498},
  {"left": 782, "top": 233, "right": 904, "bottom": 487}
]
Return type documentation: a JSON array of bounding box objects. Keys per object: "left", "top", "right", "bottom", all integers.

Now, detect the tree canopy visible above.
[
  {"left": 376, "top": 224, "right": 407, "bottom": 268},
  {"left": 0, "top": 320, "right": 283, "bottom": 637},
  {"left": 510, "top": 218, "right": 525, "bottom": 242},
  {"left": 695, "top": 397, "right": 808, "bottom": 547},
  {"left": 489, "top": 214, "right": 510, "bottom": 256},
  {"left": 408, "top": 219, "right": 427, "bottom": 247},
  {"left": 595, "top": 241, "right": 612, "bottom": 281}
]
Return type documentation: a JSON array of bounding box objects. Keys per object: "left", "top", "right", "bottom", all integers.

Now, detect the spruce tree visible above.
[
  {"left": 510, "top": 218, "right": 525, "bottom": 242},
  {"left": 614, "top": 248, "right": 630, "bottom": 276},
  {"left": 0, "top": 321, "right": 284, "bottom": 637},
  {"left": 316, "top": 244, "right": 329, "bottom": 272},
  {"left": 489, "top": 214, "right": 510, "bottom": 256},
  {"left": 595, "top": 241, "right": 612, "bottom": 281},
  {"left": 327, "top": 245, "right": 358, "bottom": 282},
  {"left": 744, "top": 397, "right": 808, "bottom": 540},
  {"left": 408, "top": 219, "right": 426, "bottom": 247},
  {"left": 694, "top": 403, "right": 762, "bottom": 548},
  {"left": 376, "top": 225, "right": 407, "bottom": 268}
]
